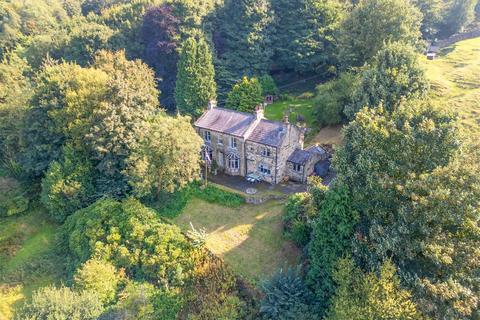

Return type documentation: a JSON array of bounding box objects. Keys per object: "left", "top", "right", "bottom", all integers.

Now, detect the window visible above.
[
  {"left": 293, "top": 164, "right": 302, "bottom": 172},
  {"left": 259, "top": 164, "right": 271, "bottom": 175},
  {"left": 204, "top": 131, "right": 211, "bottom": 142},
  {"left": 262, "top": 147, "right": 271, "bottom": 157},
  {"left": 202, "top": 146, "right": 213, "bottom": 161},
  {"left": 228, "top": 154, "right": 240, "bottom": 171},
  {"left": 218, "top": 137, "right": 223, "bottom": 145},
  {"left": 230, "top": 137, "right": 237, "bottom": 149}
]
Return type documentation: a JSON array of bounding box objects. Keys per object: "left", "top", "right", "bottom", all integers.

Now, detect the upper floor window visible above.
[
  {"left": 293, "top": 164, "right": 302, "bottom": 172},
  {"left": 218, "top": 137, "right": 223, "bottom": 145},
  {"left": 230, "top": 137, "right": 237, "bottom": 149},
  {"left": 204, "top": 131, "right": 211, "bottom": 142},
  {"left": 262, "top": 147, "right": 271, "bottom": 157},
  {"left": 259, "top": 164, "right": 271, "bottom": 175}
]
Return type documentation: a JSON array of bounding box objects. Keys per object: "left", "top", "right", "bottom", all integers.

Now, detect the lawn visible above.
[
  {"left": 264, "top": 97, "right": 316, "bottom": 127},
  {"left": 424, "top": 37, "right": 480, "bottom": 138},
  {"left": 174, "top": 198, "right": 301, "bottom": 283},
  {"left": 0, "top": 178, "right": 62, "bottom": 319}
]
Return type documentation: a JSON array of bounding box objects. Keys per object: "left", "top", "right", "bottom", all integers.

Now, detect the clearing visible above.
[
  {"left": 174, "top": 197, "right": 301, "bottom": 283},
  {"left": 424, "top": 37, "right": 480, "bottom": 137}
]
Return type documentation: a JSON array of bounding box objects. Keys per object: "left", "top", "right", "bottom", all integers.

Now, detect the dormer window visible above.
[
  {"left": 262, "top": 147, "right": 271, "bottom": 157},
  {"left": 204, "top": 131, "right": 211, "bottom": 142},
  {"left": 230, "top": 137, "right": 237, "bottom": 149}
]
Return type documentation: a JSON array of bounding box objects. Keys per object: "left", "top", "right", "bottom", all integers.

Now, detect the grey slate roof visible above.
[
  {"left": 306, "top": 145, "right": 326, "bottom": 156},
  {"left": 247, "top": 119, "right": 287, "bottom": 147},
  {"left": 194, "top": 108, "right": 255, "bottom": 137},
  {"left": 288, "top": 149, "right": 312, "bottom": 165}
]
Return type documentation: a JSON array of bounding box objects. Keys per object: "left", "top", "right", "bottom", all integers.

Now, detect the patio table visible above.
[{"left": 246, "top": 173, "right": 262, "bottom": 183}]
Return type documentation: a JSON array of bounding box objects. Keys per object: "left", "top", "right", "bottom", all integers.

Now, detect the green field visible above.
[
  {"left": 174, "top": 198, "right": 300, "bottom": 283},
  {"left": 424, "top": 37, "right": 480, "bottom": 137},
  {"left": 264, "top": 96, "right": 316, "bottom": 127}
]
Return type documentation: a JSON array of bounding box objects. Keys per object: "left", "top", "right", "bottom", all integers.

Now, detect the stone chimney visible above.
[
  {"left": 208, "top": 100, "right": 217, "bottom": 110},
  {"left": 283, "top": 113, "right": 289, "bottom": 124},
  {"left": 255, "top": 104, "right": 264, "bottom": 119}
]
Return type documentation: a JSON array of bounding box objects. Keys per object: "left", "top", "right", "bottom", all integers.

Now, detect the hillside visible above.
[{"left": 424, "top": 37, "right": 480, "bottom": 137}]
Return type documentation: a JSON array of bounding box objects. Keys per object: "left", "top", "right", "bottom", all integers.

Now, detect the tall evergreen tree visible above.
[
  {"left": 215, "top": 0, "right": 274, "bottom": 94},
  {"left": 175, "top": 37, "right": 216, "bottom": 118},
  {"left": 271, "top": 0, "right": 346, "bottom": 73}
]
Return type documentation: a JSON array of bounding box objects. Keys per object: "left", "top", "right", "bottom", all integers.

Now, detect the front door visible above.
[{"left": 218, "top": 152, "right": 224, "bottom": 167}]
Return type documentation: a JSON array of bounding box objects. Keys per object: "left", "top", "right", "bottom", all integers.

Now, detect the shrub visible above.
[
  {"left": 61, "top": 198, "right": 195, "bottom": 287},
  {"left": 226, "top": 77, "right": 264, "bottom": 112},
  {"left": 314, "top": 73, "right": 358, "bottom": 127},
  {"left": 0, "top": 178, "right": 29, "bottom": 217},
  {"left": 259, "top": 75, "right": 279, "bottom": 96},
  {"left": 283, "top": 193, "right": 312, "bottom": 247},
  {"left": 16, "top": 286, "right": 104, "bottom": 320},
  {"left": 260, "top": 266, "right": 317, "bottom": 320},
  {"left": 41, "top": 145, "right": 95, "bottom": 223},
  {"left": 74, "top": 259, "right": 123, "bottom": 305},
  {"left": 191, "top": 183, "right": 245, "bottom": 208},
  {"left": 297, "top": 91, "right": 315, "bottom": 100}
]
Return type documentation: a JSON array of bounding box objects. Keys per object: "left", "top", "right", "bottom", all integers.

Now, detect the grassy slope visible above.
[
  {"left": 174, "top": 198, "right": 300, "bottom": 283},
  {"left": 424, "top": 37, "right": 480, "bottom": 137},
  {"left": 0, "top": 177, "right": 61, "bottom": 319}
]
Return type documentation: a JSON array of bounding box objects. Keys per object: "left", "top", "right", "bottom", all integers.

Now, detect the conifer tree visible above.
[{"left": 175, "top": 37, "right": 216, "bottom": 118}]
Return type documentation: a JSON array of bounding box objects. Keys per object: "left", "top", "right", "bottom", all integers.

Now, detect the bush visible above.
[
  {"left": 41, "top": 145, "right": 95, "bottom": 223},
  {"left": 259, "top": 75, "right": 279, "bottom": 96},
  {"left": 191, "top": 183, "right": 245, "bottom": 208},
  {"left": 314, "top": 73, "right": 359, "bottom": 127},
  {"left": 297, "top": 92, "right": 315, "bottom": 100},
  {"left": 283, "top": 193, "right": 312, "bottom": 247},
  {"left": 16, "top": 286, "right": 104, "bottom": 320},
  {"left": 74, "top": 259, "right": 123, "bottom": 305},
  {"left": 61, "top": 198, "right": 195, "bottom": 287},
  {"left": 226, "top": 77, "right": 264, "bottom": 112},
  {"left": 0, "top": 179, "right": 29, "bottom": 217}
]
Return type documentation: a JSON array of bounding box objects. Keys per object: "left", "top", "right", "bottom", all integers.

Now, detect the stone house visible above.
[{"left": 194, "top": 101, "right": 327, "bottom": 184}]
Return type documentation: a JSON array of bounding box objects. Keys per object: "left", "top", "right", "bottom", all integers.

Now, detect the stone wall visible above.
[
  {"left": 245, "top": 141, "right": 277, "bottom": 184},
  {"left": 286, "top": 162, "right": 305, "bottom": 182},
  {"left": 197, "top": 128, "right": 247, "bottom": 177},
  {"left": 276, "top": 124, "right": 304, "bottom": 182}
]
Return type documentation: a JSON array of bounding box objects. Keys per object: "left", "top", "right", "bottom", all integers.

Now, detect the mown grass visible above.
[
  {"left": 174, "top": 198, "right": 300, "bottom": 283},
  {"left": 264, "top": 97, "right": 316, "bottom": 128},
  {"left": 423, "top": 37, "right": 480, "bottom": 138}
]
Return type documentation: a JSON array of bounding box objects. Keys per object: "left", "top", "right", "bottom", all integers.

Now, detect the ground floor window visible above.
[
  {"left": 202, "top": 146, "right": 213, "bottom": 162},
  {"left": 293, "top": 163, "right": 302, "bottom": 172},
  {"left": 227, "top": 154, "right": 240, "bottom": 171},
  {"left": 259, "top": 164, "right": 271, "bottom": 175}
]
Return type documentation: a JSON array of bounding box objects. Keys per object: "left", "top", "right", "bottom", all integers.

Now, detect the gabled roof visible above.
[
  {"left": 246, "top": 119, "right": 287, "bottom": 147},
  {"left": 194, "top": 108, "right": 256, "bottom": 137},
  {"left": 288, "top": 149, "right": 311, "bottom": 165},
  {"left": 306, "top": 145, "right": 326, "bottom": 156}
]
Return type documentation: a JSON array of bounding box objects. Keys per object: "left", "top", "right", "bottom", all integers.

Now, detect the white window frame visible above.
[
  {"left": 204, "top": 131, "right": 211, "bottom": 142},
  {"left": 218, "top": 137, "right": 223, "bottom": 145},
  {"left": 293, "top": 163, "right": 302, "bottom": 172},
  {"left": 230, "top": 137, "right": 237, "bottom": 149},
  {"left": 228, "top": 155, "right": 240, "bottom": 171},
  {"left": 259, "top": 164, "right": 271, "bottom": 176}
]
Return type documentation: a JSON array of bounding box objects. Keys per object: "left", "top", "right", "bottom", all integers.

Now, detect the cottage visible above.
[{"left": 194, "top": 101, "right": 327, "bottom": 184}]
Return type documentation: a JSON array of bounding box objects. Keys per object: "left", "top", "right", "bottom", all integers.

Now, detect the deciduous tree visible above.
[{"left": 226, "top": 76, "right": 264, "bottom": 112}]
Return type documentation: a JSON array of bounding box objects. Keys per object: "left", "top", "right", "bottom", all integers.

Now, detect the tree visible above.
[
  {"left": 226, "top": 77, "right": 264, "bottom": 112},
  {"left": 258, "top": 75, "right": 278, "bottom": 96},
  {"left": 260, "top": 266, "right": 318, "bottom": 320},
  {"left": 412, "top": 0, "right": 448, "bottom": 37},
  {"left": 314, "top": 72, "right": 359, "bottom": 126},
  {"left": 443, "top": 0, "right": 477, "bottom": 36},
  {"left": 327, "top": 259, "right": 421, "bottom": 320},
  {"left": 62, "top": 198, "right": 195, "bottom": 287},
  {"left": 141, "top": 4, "right": 181, "bottom": 112},
  {"left": 215, "top": 0, "right": 274, "bottom": 93},
  {"left": 16, "top": 286, "right": 104, "bottom": 320},
  {"left": 21, "top": 62, "right": 108, "bottom": 179},
  {"left": 337, "top": 0, "right": 422, "bottom": 68},
  {"left": 41, "top": 145, "right": 95, "bottom": 223},
  {"left": 335, "top": 103, "right": 480, "bottom": 318},
  {"left": 74, "top": 259, "right": 123, "bottom": 305},
  {"left": 175, "top": 37, "right": 216, "bottom": 118},
  {"left": 306, "top": 184, "right": 359, "bottom": 310},
  {"left": 126, "top": 114, "right": 203, "bottom": 198},
  {"left": 271, "top": 0, "right": 346, "bottom": 73},
  {"left": 87, "top": 50, "right": 160, "bottom": 197},
  {"left": 345, "top": 42, "right": 429, "bottom": 119},
  {"left": 0, "top": 52, "right": 31, "bottom": 175}
]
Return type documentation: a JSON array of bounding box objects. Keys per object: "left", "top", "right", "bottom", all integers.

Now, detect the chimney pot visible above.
[{"left": 255, "top": 104, "right": 264, "bottom": 119}]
